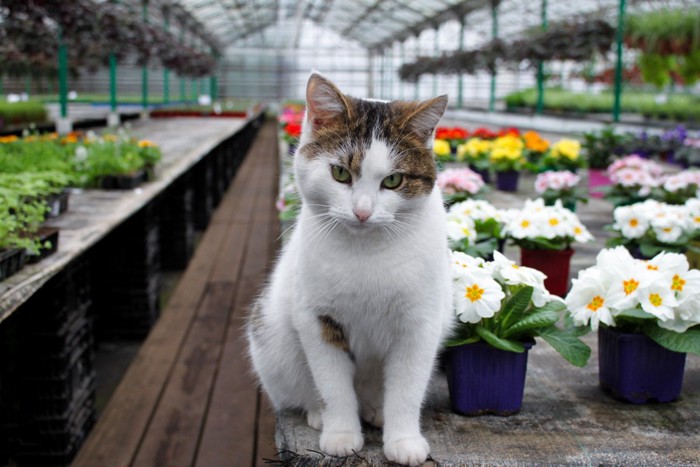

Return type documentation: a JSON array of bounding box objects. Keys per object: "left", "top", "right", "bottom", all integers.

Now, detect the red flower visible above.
[
  {"left": 284, "top": 123, "right": 302, "bottom": 138},
  {"left": 472, "top": 127, "right": 497, "bottom": 139},
  {"left": 435, "top": 126, "right": 469, "bottom": 141},
  {"left": 498, "top": 127, "right": 521, "bottom": 137}
]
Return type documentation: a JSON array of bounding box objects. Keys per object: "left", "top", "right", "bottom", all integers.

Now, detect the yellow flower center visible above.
[
  {"left": 574, "top": 226, "right": 583, "bottom": 235},
  {"left": 521, "top": 220, "right": 530, "bottom": 228},
  {"left": 549, "top": 218, "right": 559, "bottom": 226},
  {"left": 461, "top": 227, "right": 472, "bottom": 236},
  {"left": 465, "top": 284, "right": 485, "bottom": 303},
  {"left": 663, "top": 227, "right": 673, "bottom": 233},
  {"left": 694, "top": 216, "right": 700, "bottom": 224},
  {"left": 649, "top": 293, "right": 663, "bottom": 307},
  {"left": 671, "top": 274, "right": 686, "bottom": 292},
  {"left": 623, "top": 279, "right": 639, "bottom": 295},
  {"left": 587, "top": 295, "right": 604, "bottom": 312},
  {"left": 629, "top": 219, "right": 639, "bottom": 227},
  {"left": 647, "top": 264, "right": 659, "bottom": 271}
]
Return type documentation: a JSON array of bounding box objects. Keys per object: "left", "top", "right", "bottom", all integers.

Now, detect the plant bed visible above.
[
  {"left": 0, "top": 248, "right": 26, "bottom": 282},
  {"left": 99, "top": 170, "right": 147, "bottom": 190},
  {"left": 26, "top": 227, "right": 60, "bottom": 264}
]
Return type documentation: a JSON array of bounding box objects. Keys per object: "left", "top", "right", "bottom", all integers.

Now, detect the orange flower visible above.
[
  {"left": 523, "top": 131, "right": 550, "bottom": 153},
  {"left": 138, "top": 139, "right": 158, "bottom": 148},
  {"left": 0, "top": 135, "right": 19, "bottom": 143}
]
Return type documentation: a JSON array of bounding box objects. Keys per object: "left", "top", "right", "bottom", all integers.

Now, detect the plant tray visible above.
[
  {"left": 99, "top": 170, "right": 147, "bottom": 190},
  {"left": 45, "top": 190, "right": 71, "bottom": 218},
  {"left": 0, "top": 248, "right": 26, "bottom": 282},
  {"left": 26, "top": 227, "right": 60, "bottom": 264}
]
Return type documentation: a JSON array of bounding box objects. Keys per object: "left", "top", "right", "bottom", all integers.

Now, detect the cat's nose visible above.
[{"left": 353, "top": 208, "right": 372, "bottom": 223}]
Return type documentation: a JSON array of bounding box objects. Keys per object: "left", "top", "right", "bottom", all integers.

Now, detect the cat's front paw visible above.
[
  {"left": 319, "top": 430, "right": 364, "bottom": 457},
  {"left": 384, "top": 436, "right": 430, "bottom": 466}
]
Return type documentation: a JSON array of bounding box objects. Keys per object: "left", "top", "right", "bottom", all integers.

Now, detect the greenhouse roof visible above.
[{"left": 177, "top": 0, "right": 493, "bottom": 51}]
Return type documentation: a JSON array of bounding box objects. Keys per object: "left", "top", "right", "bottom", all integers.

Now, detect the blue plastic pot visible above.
[
  {"left": 598, "top": 326, "right": 686, "bottom": 404},
  {"left": 446, "top": 340, "right": 534, "bottom": 416},
  {"left": 495, "top": 170, "right": 519, "bottom": 192}
]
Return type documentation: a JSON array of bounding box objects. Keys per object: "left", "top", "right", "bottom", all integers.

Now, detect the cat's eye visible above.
[
  {"left": 381, "top": 173, "right": 403, "bottom": 189},
  {"left": 331, "top": 165, "right": 351, "bottom": 183}
]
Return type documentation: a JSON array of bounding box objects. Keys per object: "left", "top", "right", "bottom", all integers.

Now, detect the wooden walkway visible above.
[{"left": 72, "top": 120, "right": 280, "bottom": 467}]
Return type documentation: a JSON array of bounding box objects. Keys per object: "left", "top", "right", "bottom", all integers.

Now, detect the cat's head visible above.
[{"left": 294, "top": 73, "right": 447, "bottom": 232}]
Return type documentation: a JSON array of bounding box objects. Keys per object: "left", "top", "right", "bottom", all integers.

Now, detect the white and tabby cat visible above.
[{"left": 247, "top": 73, "right": 454, "bottom": 466}]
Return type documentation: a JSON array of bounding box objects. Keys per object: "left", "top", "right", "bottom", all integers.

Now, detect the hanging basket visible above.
[
  {"left": 446, "top": 340, "right": 534, "bottom": 416},
  {"left": 598, "top": 326, "right": 686, "bottom": 403},
  {"left": 520, "top": 247, "right": 574, "bottom": 297}
]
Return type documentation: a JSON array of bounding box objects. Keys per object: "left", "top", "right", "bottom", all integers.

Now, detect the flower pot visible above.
[
  {"left": 0, "top": 248, "right": 27, "bottom": 282},
  {"left": 520, "top": 247, "right": 574, "bottom": 297},
  {"left": 26, "top": 227, "right": 60, "bottom": 264},
  {"left": 495, "top": 170, "right": 519, "bottom": 192},
  {"left": 100, "top": 170, "right": 147, "bottom": 190},
  {"left": 45, "top": 189, "right": 70, "bottom": 218},
  {"left": 598, "top": 326, "right": 686, "bottom": 404},
  {"left": 446, "top": 340, "right": 534, "bottom": 416},
  {"left": 469, "top": 165, "right": 491, "bottom": 184},
  {"left": 588, "top": 169, "right": 611, "bottom": 198}
]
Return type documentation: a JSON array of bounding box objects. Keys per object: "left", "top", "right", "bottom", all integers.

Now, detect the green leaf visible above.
[
  {"left": 537, "top": 327, "right": 591, "bottom": 367},
  {"left": 499, "top": 286, "right": 533, "bottom": 330},
  {"left": 642, "top": 323, "right": 700, "bottom": 356},
  {"left": 535, "top": 300, "right": 566, "bottom": 314},
  {"left": 444, "top": 335, "right": 481, "bottom": 347},
  {"left": 639, "top": 242, "right": 663, "bottom": 258},
  {"left": 616, "top": 307, "right": 656, "bottom": 320},
  {"left": 503, "top": 309, "right": 560, "bottom": 338},
  {"left": 475, "top": 325, "right": 525, "bottom": 353}
]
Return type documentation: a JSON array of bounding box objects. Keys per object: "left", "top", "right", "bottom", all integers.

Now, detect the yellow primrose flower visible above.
[
  {"left": 458, "top": 138, "right": 493, "bottom": 160},
  {"left": 433, "top": 138, "right": 451, "bottom": 157},
  {"left": 138, "top": 139, "right": 158, "bottom": 148},
  {"left": 551, "top": 139, "right": 581, "bottom": 160}
]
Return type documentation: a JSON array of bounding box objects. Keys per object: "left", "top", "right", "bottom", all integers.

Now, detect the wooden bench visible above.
[{"left": 72, "top": 119, "right": 280, "bottom": 467}]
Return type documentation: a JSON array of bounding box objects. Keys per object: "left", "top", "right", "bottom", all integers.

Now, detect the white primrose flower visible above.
[
  {"left": 595, "top": 246, "right": 656, "bottom": 310},
  {"left": 450, "top": 250, "right": 485, "bottom": 277},
  {"left": 453, "top": 268, "right": 506, "bottom": 324},
  {"left": 446, "top": 216, "right": 477, "bottom": 244},
  {"left": 647, "top": 252, "right": 700, "bottom": 304},
  {"left": 637, "top": 279, "right": 679, "bottom": 321},
  {"left": 650, "top": 216, "right": 683, "bottom": 243},
  {"left": 612, "top": 204, "right": 649, "bottom": 239},
  {"left": 565, "top": 268, "right": 615, "bottom": 331}
]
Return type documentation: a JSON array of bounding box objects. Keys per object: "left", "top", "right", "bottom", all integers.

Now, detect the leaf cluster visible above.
[{"left": 446, "top": 286, "right": 591, "bottom": 367}]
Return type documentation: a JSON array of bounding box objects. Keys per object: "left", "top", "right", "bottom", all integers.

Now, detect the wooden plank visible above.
[
  {"left": 255, "top": 392, "right": 278, "bottom": 467},
  {"left": 130, "top": 282, "right": 236, "bottom": 467},
  {"left": 71, "top": 220, "right": 231, "bottom": 467},
  {"left": 194, "top": 122, "right": 280, "bottom": 467}
]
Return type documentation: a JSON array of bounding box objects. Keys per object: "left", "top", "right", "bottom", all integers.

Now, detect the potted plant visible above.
[
  {"left": 437, "top": 167, "right": 487, "bottom": 205},
  {"left": 436, "top": 127, "right": 469, "bottom": 154},
  {"left": 538, "top": 138, "right": 585, "bottom": 173},
  {"left": 489, "top": 134, "right": 526, "bottom": 191},
  {"left": 603, "top": 154, "right": 663, "bottom": 207},
  {"left": 281, "top": 122, "right": 302, "bottom": 155},
  {"left": 446, "top": 251, "right": 591, "bottom": 415},
  {"left": 433, "top": 138, "right": 454, "bottom": 163},
  {"left": 674, "top": 136, "right": 700, "bottom": 168},
  {"left": 565, "top": 246, "right": 700, "bottom": 403},
  {"left": 522, "top": 130, "right": 550, "bottom": 169},
  {"left": 457, "top": 137, "right": 493, "bottom": 183},
  {"left": 534, "top": 170, "right": 588, "bottom": 211},
  {"left": 656, "top": 170, "right": 700, "bottom": 205},
  {"left": 502, "top": 198, "right": 594, "bottom": 296},
  {"left": 581, "top": 127, "right": 631, "bottom": 197},
  {"left": 446, "top": 199, "right": 504, "bottom": 260},
  {"left": 607, "top": 199, "right": 698, "bottom": 259}
]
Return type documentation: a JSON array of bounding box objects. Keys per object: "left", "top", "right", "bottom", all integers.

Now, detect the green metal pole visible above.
[
  {"left": 163, "top": 12, "right": 170, "bottom": 104},
  {"left": 58, "top": 37, "right": 68, "bottom": 119},
  {"left": 180, "top": 26, "right": 186, "bottom": 103},
  {"left": 457, "top": 18, "right": 466, "bottom": 109},
  {"left": 535, "top": 0, "right": 548, "bottom": 114},
  {"left": 109, "top": 53, "right": 117, "bottom": 112},
  {"left": 141, "top": 0, "right": 149, "bottom": 110},
  {"left": 191, "top": 79, "right": 196, "bottom": 102},
  {"left": 24, "top": 75, "right": 31, "bottom": 96},
  {"left": 489, "top": 2, "right": 498, "bottom": 112},
  {"left": 613, "top": 0, "right": 626, "bottom": 123}
]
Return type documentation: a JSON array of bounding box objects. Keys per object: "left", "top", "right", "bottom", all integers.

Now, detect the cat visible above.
[{"left": 247, "top": 73, "right": 454, "bottom": 466}]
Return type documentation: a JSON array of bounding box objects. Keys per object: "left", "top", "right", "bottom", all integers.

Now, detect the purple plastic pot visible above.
[
  {"left": 598, "top": 326, "right": 686, "bottom": 403},
  {"left": 495, "top": 170, "right": 519, "bottom": 192},
  {"left": 446, "top": 340, "right": 534, "bottom": 416}
]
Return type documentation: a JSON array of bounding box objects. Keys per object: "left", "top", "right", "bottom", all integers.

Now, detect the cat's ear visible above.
[
  {"left": 403, "top": 95, "right": 448, "bottom": 141},
  {"left": 306, "top": 73, "right": 352, "bottom": 130}
]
